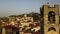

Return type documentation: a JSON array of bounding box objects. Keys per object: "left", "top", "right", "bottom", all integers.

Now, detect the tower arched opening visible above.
[{"left": 48, "top": 11, "right": 55, "bottom": 23}]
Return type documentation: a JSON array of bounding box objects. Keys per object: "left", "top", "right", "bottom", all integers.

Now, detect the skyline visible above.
[{"left": 0, "top": 0, "right": 60, "bottom": 17}]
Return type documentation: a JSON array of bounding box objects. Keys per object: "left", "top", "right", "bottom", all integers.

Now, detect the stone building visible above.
[{"left": 40, "top": 4, "right": 59, "bottom": 34}]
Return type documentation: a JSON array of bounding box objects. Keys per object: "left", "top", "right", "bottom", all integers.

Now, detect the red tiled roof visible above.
[
  {"left": 31, "top": 31, "right": 40, "bottom": 34},
  {"left": 4, "top": 25, "right": 19, "bottom": 30}
]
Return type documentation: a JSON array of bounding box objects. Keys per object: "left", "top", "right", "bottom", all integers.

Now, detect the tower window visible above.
[
  {"left": 48, "top": 27, "right": 56, "bottom": 31},
  {"left": 48, "top": 11, "right": 55, "bottom": 23}
]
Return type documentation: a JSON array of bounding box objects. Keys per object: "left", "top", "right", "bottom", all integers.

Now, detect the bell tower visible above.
[{"left": 40, "top": 4, "right": 59, "bottom": 34}]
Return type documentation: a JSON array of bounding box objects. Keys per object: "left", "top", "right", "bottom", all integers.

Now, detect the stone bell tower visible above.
[{"left": 40, "top": 4, "right": 59, "bottom": 34}]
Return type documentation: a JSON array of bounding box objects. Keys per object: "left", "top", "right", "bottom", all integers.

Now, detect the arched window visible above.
[
  {"left": 48, "top": 27, "right": 56, "bottom": 31},
  {"left": 48, "top": 11, "right": 55, "bottom": 23}
]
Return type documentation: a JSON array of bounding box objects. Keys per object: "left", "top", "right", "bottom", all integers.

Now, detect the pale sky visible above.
[{"left": 0, "top": 0, "right": 60, "bottom": 17}]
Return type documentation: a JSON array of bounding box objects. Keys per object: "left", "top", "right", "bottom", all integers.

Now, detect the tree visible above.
[{"left": 29, "top": 12, "right": 40, "bottom": 21}]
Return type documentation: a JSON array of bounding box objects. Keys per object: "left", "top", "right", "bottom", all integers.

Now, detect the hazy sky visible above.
[{"left": 0, "top": 0, "right": 60, "bottom": 17}]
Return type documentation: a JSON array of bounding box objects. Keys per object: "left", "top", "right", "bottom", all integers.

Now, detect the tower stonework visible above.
[{"left": 40, "top": 4, "right": 59, "bottom": 34}]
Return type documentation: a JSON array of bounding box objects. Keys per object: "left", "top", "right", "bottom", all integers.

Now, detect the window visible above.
[{"left": 48, "top": 11, "right": 55, "bottom": 23}]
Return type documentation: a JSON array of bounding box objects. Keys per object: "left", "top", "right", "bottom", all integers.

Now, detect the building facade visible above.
[{"left": 40, "top": 4, "right": 59, "bottom": 34}]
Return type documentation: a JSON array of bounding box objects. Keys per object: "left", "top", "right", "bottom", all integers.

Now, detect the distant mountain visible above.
[{"left": 0, "top": 12, "right": 40, "bottom": 21}]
